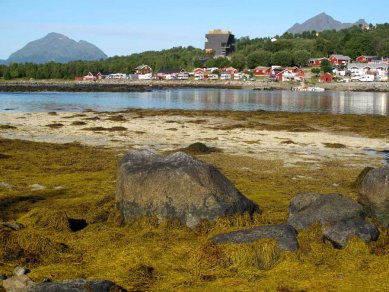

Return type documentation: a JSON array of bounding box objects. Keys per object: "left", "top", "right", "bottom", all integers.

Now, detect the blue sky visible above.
[{"left": 0, "top": 0, "right": 388, "bottom": 59}]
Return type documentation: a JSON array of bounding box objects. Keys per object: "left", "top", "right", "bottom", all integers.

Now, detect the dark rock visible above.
[
  {"left": 116, "top": 150, "right": 259, "bottom": 227},
  {"left": 210, "top": 224, "right": 298, "bottom": 251},
  {"left": 186, "top": 142, "right": 212, "bottom": 154},
  {"left": 287, "top": 193, "right": 365, "bottom": 230},
  {"left": 323, "top": 218, "right": 379, "bottom": 248},
  {"left": 358, "top": 166, "right": 389, "bottom": 227},
  {"left": 354, "top": 167, "right": 374, "bottom": 188},
  {"left": 29, "top": 279, "right": 124, "bottom": 292},
  {"left": 0, "top": 274, "right": 6, "bottom": 280}
]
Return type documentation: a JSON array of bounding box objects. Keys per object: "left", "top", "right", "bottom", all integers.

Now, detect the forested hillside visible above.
[{"left": 1, "top": 24, "right": 388, "bottom": 80}]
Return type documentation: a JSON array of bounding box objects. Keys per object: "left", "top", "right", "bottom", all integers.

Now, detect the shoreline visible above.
[
  {"left": 1, "top": 109, "right": 388, "bottom": 166},
  {"left": 1, "top": 79, "right": 389, "bottom": 92}
]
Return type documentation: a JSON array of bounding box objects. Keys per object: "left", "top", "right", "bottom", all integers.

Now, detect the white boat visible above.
[
  {"left": 307, "top": 87, "right": 325, "bottom": 92},
  {"left": 292, "top": 86, "right": 325, "bottom": 92}
]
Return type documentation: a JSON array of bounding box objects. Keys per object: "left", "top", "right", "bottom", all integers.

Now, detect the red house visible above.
[
  {"left": 319, "top": 73, "right": 333, "bottom": 83},
  {"left": 288, "top": 67, "right": 305, "bottom": 81},
  {"left": 222, "top": 67, "right": 238, "bottom": 75},
  {"left": 308, "top": 58, "right": 327, "bottom": 67},
  {"left": 253, "top": 66, "right": 271, "bottom": 76},
  {"left": 329, "top": 55, "right": 351, "bottom": 65},
  {"left": 134, "top": 64, "right": 153, "bottom": 75},
  {"left": 355, "top": 56, "right": 380, "bottom": 63},
  {"left": 193, "top": 68, "right": 205, "bottom": 74}
]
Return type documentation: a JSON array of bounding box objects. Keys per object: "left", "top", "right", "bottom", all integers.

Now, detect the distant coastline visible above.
[{"left": 0, "top": 79, "right": 389, "bottom": 93}]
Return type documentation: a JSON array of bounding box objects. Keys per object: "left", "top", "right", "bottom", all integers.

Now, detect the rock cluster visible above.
[
  {"left": 287, "top": 192, "right": 379, "bottom": 248},
  {"left": 116, "top": 149, "right": 386, "bottom": 250}
]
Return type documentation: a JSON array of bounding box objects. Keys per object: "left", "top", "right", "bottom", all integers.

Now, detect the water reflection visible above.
[{"left": 0, "top": 89, "right": 388, "bottom": 115}]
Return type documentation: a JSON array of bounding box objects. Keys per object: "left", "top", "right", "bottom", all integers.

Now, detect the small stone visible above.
[
  {"left": 13, "top": 266, "right": 29, "bottom": 276},
  {"left": 0, "top": 182, "right": 11, "bottom": 188},
  {"left": 1, "top": 222, "right": 24, "bottom": 231},
  {"left": 0, "top": 274, "right": 7, "bottom": 280},
  {"left": 30, "top": 184, "right": 45, "bottom": 191},
  {"left": 54, "top": 186, "right": 64, "bottom": 190},
  {"left": 2, "top": 275, "right": 34, "bottom": 291}
]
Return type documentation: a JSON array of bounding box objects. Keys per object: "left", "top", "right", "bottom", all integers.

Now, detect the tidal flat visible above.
[{"left": 1, "top": 110, "right": 389, "bottom": 291}]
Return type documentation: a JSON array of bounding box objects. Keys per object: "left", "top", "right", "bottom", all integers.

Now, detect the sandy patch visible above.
[{"left": 0, "top": 111, "right": 387, "bottom": 166}]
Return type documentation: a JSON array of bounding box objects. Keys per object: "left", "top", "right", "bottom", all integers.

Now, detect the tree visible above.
[
  {"left": 247, "top": 50, "right": 272, "bottom": 68},
  {"left": 311, "top": 68, "right": 320, "bottom": 76},
  {"left": 231, "top": 53, "right": 246, "bottom": 71},
  {"left": 320, "top": 59, "right": 333, "bottom": 73},
  {"left": 292, "top": 50, "right": 310, "bottom": 67},
  {"left": 271, "top": 50, "right": 293, "bottom": 66}
]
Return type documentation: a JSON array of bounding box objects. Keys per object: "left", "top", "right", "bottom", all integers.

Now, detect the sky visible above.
[{"left": 0, "top": 0, "right": 388, "bottom": 59}]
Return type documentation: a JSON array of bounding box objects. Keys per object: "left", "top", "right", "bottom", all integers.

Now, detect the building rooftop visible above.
[{"left": 207, "top": 29, "right": 232, "bottom": 35}]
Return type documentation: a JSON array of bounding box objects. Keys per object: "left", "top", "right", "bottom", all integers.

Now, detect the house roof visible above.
[
  {"left": 348, "top": 62, "right": 388, "bottom": 69},
  {"left": 309, "top": 57, "right": 327, "bottom": 61},
  {"left": 330, "top": 55, "right": 351, "bottom": 61},
  {"left": 224, "top": 67, "right": 237, "bottom": 71},
  {"left": 357, "top": 55, "right": 379, "bottom": 59},
  {"left": 254, "top": 66, "right": 270, "bottom": 70},
  {"left": 135, "top": 64, "right": 151, "bottom": 69},
  {"left": 157, "top": 68, "right": 184, "bottom": 74}
]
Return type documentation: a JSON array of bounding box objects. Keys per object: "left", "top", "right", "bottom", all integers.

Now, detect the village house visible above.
[
  {"left": 253, "top": 66, "right": 271, "bottom": 76},
  {"left": 287, "top": 67, "right": 305, "bottom": 81},
  {"left": 308, "top": 58, "right": 328, "bottom": 67},
  {"left": 319, "top": 73, "right": 334, "bottom": 83},
  {"left": 222, "top": 67, "right": 238, "bottom": 75},
  {"left": 193, "top": 68, "right": 205, "bottom": 74},
  {"left": 220, "top": 73, "right": 232, "bottom": 80},
  {"left": 107, "top": 73, "right": 127, "bottom": 79},
  {"left": 156, "top": 68, "right": 185, "bottom": 80},
  {"left": 347, "top": 62, "right": 389, "bottom": 81},
  {"left": 355, "top": 55, "right": 380, "bottom": 63},
  {"left": 329, "top": 55, "right": 351, "bottom": 66},
  {"left": 83, "top": 72, "right": 112, "bottom": 81},
  {"left": 134, "top": 64, "right": 153, "bottom": 75},
  {"left": 83, "top": 72, "right": 100, "bottom": 81}
]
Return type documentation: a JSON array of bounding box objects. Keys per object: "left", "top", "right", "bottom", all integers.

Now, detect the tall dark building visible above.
[{"left": 205, "top": 29, "right": 235, "bottom": 57}]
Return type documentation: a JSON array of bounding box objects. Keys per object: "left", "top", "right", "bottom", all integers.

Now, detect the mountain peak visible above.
[
  {"left": 286, "top": 13, "right": 368, "bottom": 34},
  {"left": 6, "top": 33, "right": 107, "bottom": 64}
]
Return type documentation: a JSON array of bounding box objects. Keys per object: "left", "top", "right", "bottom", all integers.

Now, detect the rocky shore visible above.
[{"left": 1, "top": 79, "right": 389, "bottom": 92}]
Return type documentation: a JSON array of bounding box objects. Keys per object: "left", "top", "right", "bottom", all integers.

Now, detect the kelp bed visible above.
[{"left": 1, "top": 138, "right": 389, "bottom": 291}]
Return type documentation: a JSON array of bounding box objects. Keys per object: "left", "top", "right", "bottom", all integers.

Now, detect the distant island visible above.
[
  {"left": 286, "top": 12, "right": 368, "bottom": 34},
  {"left": 1, "top": 32, "right": 107, "bottom": 64}
]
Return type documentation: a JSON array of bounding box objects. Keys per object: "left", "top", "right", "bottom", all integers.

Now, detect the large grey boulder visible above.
[
  {"left": 116, "top": 150, "right": 259, "bottom": 227},
  {"left": 323, "top": 218, "right": 379, "bottom": 248},
  {"left": 29, "top": 279, "right": 124, "bottom": 292},
  {"left": 210, "top": 224, "right": 298, "bottom": 251},
  {"left": 287, "top": 193, "right": 365, "bottom": 230},
  {"left": 359, "top": 166, "right": 389, "bottom": 226}
]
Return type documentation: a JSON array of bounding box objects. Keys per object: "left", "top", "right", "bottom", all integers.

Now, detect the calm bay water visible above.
[{"left": 0, "top": 88, "right": 389, "bottom": 115}]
